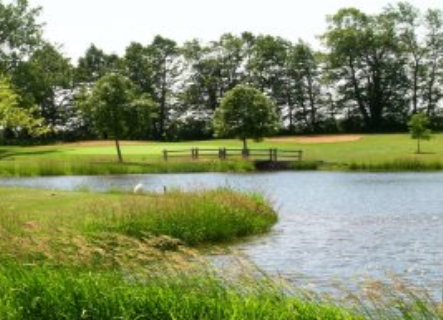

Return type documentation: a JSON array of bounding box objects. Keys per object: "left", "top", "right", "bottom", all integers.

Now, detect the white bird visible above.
[{"left": 133, "top": 183, "right": 144, "bottom": 194}]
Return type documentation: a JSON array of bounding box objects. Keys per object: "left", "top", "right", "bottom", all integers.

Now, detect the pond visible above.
[{"left": 1, "top": 172, "right": 442, "bottom": 297}]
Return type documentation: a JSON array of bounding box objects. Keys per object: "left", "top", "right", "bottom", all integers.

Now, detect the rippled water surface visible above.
[{"left": 1, "top": 172, "right": 442, "bottom": 296}]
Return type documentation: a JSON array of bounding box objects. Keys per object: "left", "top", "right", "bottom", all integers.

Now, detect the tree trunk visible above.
[
  {"left": 417, "top": 138, "right": 421, "bottom": 154},
  {"left": 242, "top": 137, "right": 248, "bottom": 158},
  {"left": 115, "top": 139, "right": 123, "bottom": 162},
  {"left": 412, "top": 60, "right": 419, "bottom": 114}
]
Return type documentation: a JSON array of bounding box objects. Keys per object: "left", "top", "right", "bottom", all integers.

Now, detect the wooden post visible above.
[
  {"left": 219, "top": 148, "right": 226, "bottom": 160},
  {"left": 163, "top": 150, "right": 168, "bottom": 161},
  {"left": 274, "top": 148, "right": 278, "bottom": 162},
  {"left": 195, "top": 148, "right": 199, "bottom": 159}
]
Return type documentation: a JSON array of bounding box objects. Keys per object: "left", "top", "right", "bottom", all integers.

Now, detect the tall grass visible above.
[
  {"left": 348, "top": 159, "right": 443, "bottom": 172},
  {"left": 0, "top": 262, "right": 440, "bottom": 320},
  {"left": 0, "top": 262, "right": 359, "bottom": 320},
  {"left": 85, "top": 189, "right": 277, "bottom": 246},
  {"left": 0, "top": 159, "right": 256, "bottom": 177}
]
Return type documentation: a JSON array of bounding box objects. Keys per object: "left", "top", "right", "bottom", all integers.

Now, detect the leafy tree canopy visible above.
[
  {"left": 214, "top": 84, "right": 278, "bottom": 149},
  {"left": 0, "top": 0, "right": 43, "bottom": 72},
  {"left": 408, "top": 112, "right": 432, "bottom": 153},
  {"left": 0, "top": 76, "right": 46, "bottom": 140},
  {"left": 86, "top": 73, "right": 156, "bottom": 161}
]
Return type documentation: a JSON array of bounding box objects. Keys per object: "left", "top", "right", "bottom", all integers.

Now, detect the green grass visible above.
[
  {"left": 0, "top": 262, "right": 360, "bottom": 320},
  {"left": 1, "top": 134, "right": 443, "bottom": 174}
]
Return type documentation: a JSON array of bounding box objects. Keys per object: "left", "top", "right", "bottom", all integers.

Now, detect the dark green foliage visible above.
[
  {"left": 12, "top": 43, "right": 74, "bottom": 131},
  {"left": 0, "top": 0, "right": 42, "bottom": 73},
  {"left": 85, "top": 74, "right": 156, "bottom": 161},
  {"left": 75, "top": 45, "right": 122, "bottom": 83},
  {"left": 322, "top": 8, "right": 409, "bottom": 132}
]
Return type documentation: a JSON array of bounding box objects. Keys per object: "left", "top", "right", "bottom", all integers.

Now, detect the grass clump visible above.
[{"left": 85, "top": 189, "right": 277, "bottom": 246}]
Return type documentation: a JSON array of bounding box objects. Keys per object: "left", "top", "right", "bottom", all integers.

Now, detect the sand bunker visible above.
[
  {"left": 62, "top": 140, "right": 151, "bottom": 147},
  {"left": 267, "top": 135, "right": 363, "bottom": 144}
]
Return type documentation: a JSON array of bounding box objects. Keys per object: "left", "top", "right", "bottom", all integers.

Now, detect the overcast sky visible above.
[{"left": 28, "top": 0, "right": 442, "bottom": 63}]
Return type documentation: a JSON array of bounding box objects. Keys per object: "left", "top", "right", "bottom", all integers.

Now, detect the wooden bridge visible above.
[{"left": 162, "top": 148, "right": 303, "bottom": 162}]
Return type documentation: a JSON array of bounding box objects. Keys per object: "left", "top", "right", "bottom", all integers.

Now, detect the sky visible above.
[{"left": 28, "top": 0, "right": 443, "bottom": 63}]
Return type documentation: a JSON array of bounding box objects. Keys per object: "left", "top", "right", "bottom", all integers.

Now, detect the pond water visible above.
[{"left": 1, "top": 172, "right": 442, "bottom": 297}]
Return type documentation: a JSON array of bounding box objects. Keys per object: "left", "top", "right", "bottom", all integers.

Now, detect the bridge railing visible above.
[{"left": 163, "top": 148, "right": 302, "bottom": 162}]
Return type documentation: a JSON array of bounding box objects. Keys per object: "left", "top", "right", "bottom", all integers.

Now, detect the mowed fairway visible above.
[{"left": 1, "top": 134, "right": 443, "bottom": 167}]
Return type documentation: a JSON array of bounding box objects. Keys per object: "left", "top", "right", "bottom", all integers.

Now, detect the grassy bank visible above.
[
  {"left": 0, "top": 187, "right": 277, "bottom": 265},
  {"left": 1, "top": 134, "right": 443, "bottom": 174},
  {"left": 0, "top": 187, "right": 441, "bottom": 319}
]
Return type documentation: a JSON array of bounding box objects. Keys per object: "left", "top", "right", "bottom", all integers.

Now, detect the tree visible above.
[
  {"left": 286, "top": 41, "right": 324, "bottom": 132},
  {"left": 86, "top": 74, "right": 138, "bottom": 162},
  {"left": 0, "top": 77, "right": 46, "bottom": 141},
  {"left": 177, "top": 39, "right": 222, "bottom": 140},
  {"left": 12, "top": 43, "right": 73, "bottom": 132},
  {"left": 146, "top": 36, "right": 181, "bottom": 140},
  {"left": 214, "top": 84, "right": 278, "bottom": 150},
  {"left": 75, "top": 44, "right": 121, "bottom": 84},
  {"left": 323, "top": 8, "right": 409, "bottom": 132},
  {"left": 422, "top": 8, "right": 443, "bottom": 117},
  {"left": 0, "top": 0, "right": 43, "bottom": 73},
  {"left": 386, "top": 2, "right": 425, "bottom": 115},
  {"left": 123, "top": 42, "right": 152, "bottom": 94},
  {"left": 408, "top": 112, "right": 432, "bottom": 154}
]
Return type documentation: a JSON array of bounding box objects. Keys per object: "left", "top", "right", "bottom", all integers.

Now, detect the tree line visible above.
[{"left": 1, "top": 0, "right": 443, "bottom": 143}]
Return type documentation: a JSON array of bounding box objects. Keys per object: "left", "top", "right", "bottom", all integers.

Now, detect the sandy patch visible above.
[
  {"left": 267, "top": 135, "right": 363, "bottom": 144},
  {"left": 62, "top": 140, "right": 152, "bottom": 147}
]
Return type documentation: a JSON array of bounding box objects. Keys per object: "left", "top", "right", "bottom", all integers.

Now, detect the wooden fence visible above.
[{"left": 163, "top": 148, "right": 302, "bottom": 162}]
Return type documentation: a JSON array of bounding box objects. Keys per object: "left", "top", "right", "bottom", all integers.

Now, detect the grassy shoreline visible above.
[
  {"left": 0, "top": 186, "right": 441, "bottom": 319},
  {"left": 2, "top": 158, "right": 443, "bottom": 177}
]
